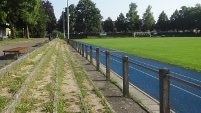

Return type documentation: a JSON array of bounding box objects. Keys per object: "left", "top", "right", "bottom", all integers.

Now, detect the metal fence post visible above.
[
  {"left": 96, "top": 48, "right": 100, "bottom": 71},
  {"left": 75, "top": 42, "right": 77, "bottom": 51},
  {"left": 73, "top": 41, "right": 75, "bottom": 49},
  {"left": 90, "top": 46, "right": 92, "bottom": 64},
  {"left": 78, "top": 42, "right": 80, "bottom": 53},
  {"left": 106, "top": 50, "right": 110, "bottom": 80},
  {"left": 82, "top": 44, "right": 84, "bottom": 57},
  {"left": 85, "top": 45, "right": 88, "bottom": 60},
  {"left": 159, "top": 68, "right": 170, "bottom": 113},
  {"left": 74, "top": 41, "right": 76, "bottom": 50},
  {"left": 122, "top": 56, "right": 129, "bottom": 97},
  {"left": 79, "top": 43, "right": 82, "bottom": 55},
  {"left": 76, "top": 42, "right": 78, "bottom": 52}
]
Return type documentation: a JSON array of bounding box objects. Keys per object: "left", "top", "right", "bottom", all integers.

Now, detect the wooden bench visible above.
[{"left": 3, "top": 47, "right": 30, "bottom": 59}]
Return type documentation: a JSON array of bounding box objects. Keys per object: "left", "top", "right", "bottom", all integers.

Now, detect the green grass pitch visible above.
[{"left": 78, "top": 37, "right": 201, "bottom": 71}]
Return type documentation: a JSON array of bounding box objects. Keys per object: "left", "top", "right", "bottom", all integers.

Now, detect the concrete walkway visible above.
[{"left": 68, "top": 45, "right": 160, "bottom": 113}]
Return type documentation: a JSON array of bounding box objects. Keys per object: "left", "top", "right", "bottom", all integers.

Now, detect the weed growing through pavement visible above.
[{"left": 0, "top": 96, "right": 11, "bottom": 111}]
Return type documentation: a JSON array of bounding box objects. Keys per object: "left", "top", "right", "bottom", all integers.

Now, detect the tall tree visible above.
[
  {"left": 103, "top": 17, "right": 114, "bottom": 32},
  {"left": 0, "top": 0, "right": 7, "bottom": 25},
  {"left": 2, "top": 0, "right": 21, "bottom": 38},
  {"left": 126, "top": 2, "right": 141, "bottom": 32},
  {"left": 57, "top": 11, "right": 65, "bottom": 33},
  {"left": 170, "top": 9, "right": 180, "bottom": 31},
  {"left": 156, "top": 11, "right": 169, "bottom": 31},
  {"left": 75, "top": 0, "right": 102, "bottom": 34},
  {"left": 18, "top": 0, "right": 40, "bottom": 38},
  {"left": 174, "top": 6, "right": 190, "bottom": 31},
  {"left": 142, "top": 5, "right": 155, "bottom": 31},
  {"left": 193, "top": 4, "right": 201, "bottom": 32},
  {"left": 115, "top": 13, "right": 127, "bottom": 32},
  {"left": 30, "top": 2, "right": 49, "bottom": 37},
  {"left": 42, "top": 0, "right": 57, "bottom": 34},
  {"left": 68, "top": 4, "right": 77, "bottom": 33}
]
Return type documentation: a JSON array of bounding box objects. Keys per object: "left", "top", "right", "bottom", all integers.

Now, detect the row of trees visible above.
[
  {"left": 0, "top": 0, "right": 57, "bottom": 38},
  {"left": 156, "top": 4, "right": 201, "bottom": 32},
  {"left": 104, "top": 3, "right": 201, "bottom": 33},
  {"left": 106, "top": 3, "right": 155, "bottom": 33},
  {"left": 1, "top": 0, "right": 200, "bottom": 38},
  {"left": 57, "top": 1, "right": 156, "bottom": 34},
  {"left": 58, "top": 0, "right": 201, "bottom": 35}
]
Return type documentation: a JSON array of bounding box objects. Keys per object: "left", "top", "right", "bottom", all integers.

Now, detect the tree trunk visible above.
[
  {"left": 10, "top": 25, "right": 16, "bottom": 39},
  {"left": 26, "top": 24, "right": 30, "bottom": 39},
  {"left": 8, "top": 17, "right": 16, "bottom": 39},
  {"left": 23, "top": 27, "right": 25, "bottom": 38}
]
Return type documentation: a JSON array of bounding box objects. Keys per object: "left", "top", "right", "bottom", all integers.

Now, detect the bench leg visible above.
[
  {"left": 15, "top": 53, "right": 19, "bottom": 60},
  {"left": 4, "top": 52, "right": 6, "bottom": 60}
]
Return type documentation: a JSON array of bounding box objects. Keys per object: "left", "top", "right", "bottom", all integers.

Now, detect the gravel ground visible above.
[{"left": 0, "top": 38, "right": 49, "bottom": 69}]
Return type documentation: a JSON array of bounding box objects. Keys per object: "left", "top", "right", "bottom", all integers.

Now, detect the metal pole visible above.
[
  {"left": 90, "top": 46, "right": 92, "bottom": 64},
  {"left": 62, "top": 11, "right": 65, "bottom": 39},
  {"left": 82, "top": 44, "right": 84, "bottom": 57},
  {"left": 67, "top": 0, "right": 69, "bottom": 43}
]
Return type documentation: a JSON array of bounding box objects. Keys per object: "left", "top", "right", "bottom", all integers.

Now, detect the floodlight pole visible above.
[
  {"left": 62, "top": 10, "right": 65, "bottom": 39},
  {"left": 67, "top": 0, "right": 69, "bottom": 43}
]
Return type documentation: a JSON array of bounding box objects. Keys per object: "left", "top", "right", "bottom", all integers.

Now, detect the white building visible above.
[{"left": 0, "top": 25, "right": 11, "bottom": 40}]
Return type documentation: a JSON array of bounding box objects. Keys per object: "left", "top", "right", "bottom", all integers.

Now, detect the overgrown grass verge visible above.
[
  {"left": 57, "top": 42, "right": 68, "bottom": 113},
  {"left": 0, "top": 42, "right": 53, "bottom": 112},
  {"left": 15, "top": 42, "right": 57, "bottom": 113},
  {"left": 57, "top": 40, "right": 82, "bottom": 112},
  {"left": 0, "top": 96, "right": 11, "bottom": 111}
]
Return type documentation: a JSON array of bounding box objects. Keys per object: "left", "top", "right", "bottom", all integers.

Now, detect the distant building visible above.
[{"left": 0, "top": 23, "right": 11, "bottom": 39}]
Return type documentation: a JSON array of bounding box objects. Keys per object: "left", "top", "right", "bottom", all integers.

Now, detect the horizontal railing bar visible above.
[
  {"left": 169, "top": 74, "right": 201, "bottom": 90},
  {"left": 100, "top": 50, "right": 105, "bottom": 53},
  {"left": 110, "top": 53, "right": 122, "bottom": 60},
  {"left": 129, "top": 60, "right": 159, "bottom": 74}
]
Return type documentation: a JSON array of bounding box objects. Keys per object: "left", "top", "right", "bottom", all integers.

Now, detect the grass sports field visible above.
[{"left": 78, "top": 37, "right": 201, "bottom": 71}]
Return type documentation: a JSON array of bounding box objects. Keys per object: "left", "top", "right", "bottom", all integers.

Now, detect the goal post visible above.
[{"left": 133, "top": 32, "right": 151, "bottom": 37}]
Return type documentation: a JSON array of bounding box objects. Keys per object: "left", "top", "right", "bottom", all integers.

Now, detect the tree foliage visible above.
[
  {"left": 168, "top": 4, "right": 201, "bottom": 33},
  {"left": 0, "top": 0, "right": 7, "bottom": 25},
  {"left": 30, "top": 2, "right": 49, "bottom": 37},
  {"left": 0, "top": 0, "right": 52, "bottom": 38},
  {"left": 142, "top": 5, "right": 155, "bottom": 31},
  {"left": 69, "top": 4, "right": 77, "bottom": 33},
  {"left": 42, "top": 0, "right": 57, "bottom": 34},
  {"left": 115, "top": 13, "right": 127, "bottom": 32},
  {"left": 103, "top": 17, "right": 114, "bottom": 32},
  {"left": 169, "top": 9, "right": 180, "bottom": 31},
  {"left": 126, "top": 2, "right": 140, "bottom": 31},
  {"left": 156, "top": 11, "right": 169, "bottom": 31},
  {"left": 56, "top": 1, "right": 201, "bottom": 36},
  {"left": 75, "top": 0, "right": 102, "bottom": 34}
]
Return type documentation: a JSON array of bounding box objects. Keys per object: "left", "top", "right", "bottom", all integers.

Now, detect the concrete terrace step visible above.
[{"left": 68, "top": 45, "right": 151, "bottom": 113}]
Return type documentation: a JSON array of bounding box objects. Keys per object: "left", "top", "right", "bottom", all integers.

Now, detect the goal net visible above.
[{"left": 133, "top": 32, "right": 151, "bottom": 37}]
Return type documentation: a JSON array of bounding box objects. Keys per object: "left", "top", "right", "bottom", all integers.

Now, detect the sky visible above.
[{"left": 48, "top": 0, "right": 201, "bottom": 21}]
